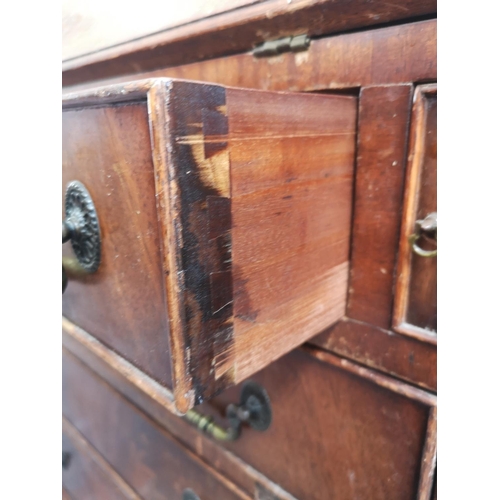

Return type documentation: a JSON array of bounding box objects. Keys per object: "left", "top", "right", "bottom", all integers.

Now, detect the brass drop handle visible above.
[
  {"left": 409, "top": 212, "right": 437, "bottom": 258},
  {"left": 62, "top": 181, "right": 101, "bottom": 293},
  {"left": 183, "top": 381, "right": 272, "bottom": 441}
]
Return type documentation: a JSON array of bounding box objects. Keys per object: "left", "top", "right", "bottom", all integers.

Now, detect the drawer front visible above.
[
  {"left": 63, "top": 349, "right": 250, "bottom": 500},
  {"left": 62, "top": 101, "right": 172, "bottom": 388},
  {"left": 62, "top": 78, "right": 356, "bottom": 412},
  {"left": 393, "top": 85, "right": 437, "bottom": 343},
  {"left": 201, "top": 349, "right": 434, "bottom": 500},
  {"left": 62, "top": 418, "right": 138, "bottom": 499}
]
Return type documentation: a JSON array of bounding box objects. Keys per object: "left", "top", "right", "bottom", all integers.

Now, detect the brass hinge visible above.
[{"left": 253, "top": 34, "right": 310, "bottom": 57}]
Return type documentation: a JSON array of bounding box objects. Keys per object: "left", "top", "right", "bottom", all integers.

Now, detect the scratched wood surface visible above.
[
  {"left": 311, "top": 84, "right": 436, "bottom": 388},
  {"left": 311, "top": 318, "right": 437, "bottom": 391},
  {"left": 393, "top": 85, "right": 437, "bottom": 343},
  {"left": 347, "top": 85, "right": 413, "bottom": 329},
  {"left": 203, "top": 348, "right": 433, "bottom": 500},
  {"left": 63, "top": 339, "right": 432, "bottom": 500},
  {"left": 63, "top": 19, "right": 437, "bottom": 92},
  {"left": 151, "top": 80, "right": 356, "bottom": 411},
  {"left": 63, "top": 349, "right": 251, "bottom": 500},
  {"left": 63, "top": 79, "right": 356, "bottom": 412},
  {"left": 62, "top": 324, "right": 298, "bottom": 500},
  {"left": 62, "top": 101, "right": 172, "bottom": 387},
  {"left": 62, "top": 1, "right": 436, "bottom": 86},
  {"left": 227, "top": 88, "right": 355, "bottom": 383}
]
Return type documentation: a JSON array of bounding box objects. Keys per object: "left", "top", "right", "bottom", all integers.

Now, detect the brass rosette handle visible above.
[
  {"left": 62, "top": 181, "right": 101, "bottom": 292},
  {"left": 409, "top": 212, "right": 437, "bottom": 258}
]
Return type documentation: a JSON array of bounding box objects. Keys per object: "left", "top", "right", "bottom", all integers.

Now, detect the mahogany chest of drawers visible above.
[{"left": 62, "top": 2, "right": 437, "bottom": 499}]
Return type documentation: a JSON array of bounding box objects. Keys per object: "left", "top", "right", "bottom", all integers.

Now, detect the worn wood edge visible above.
[
  {"left": 234, "top": 261, "right": 350, "bottom": 384},
  {"left": 62, "top": 416, "right": 141, "bottom": 499},
  {"left": 302, "top": 344, "right": 436, "bottom": 407},
  {"left": 63, "top": 318, "right": 297, "bottom": 500},
  {"left": 63, "top": 19, "right": 437, "bottom": 93},
  {"left": 392, "top": 84, "right": 437, "bottom": 345},
  {"left": 394, "top": 321, "right": 437, "bottom": 345},
  {"left": 416, "top": 406, "right": 437, "bottom": 500},
  {"left": 63, "top": 335, "right": 298, "bottom": 500},
  {"left": 392, "top": 84, "right": 427, "bottom": 328},
  {"left": 148, "top": 80, "right": 236, "bottom": 413},
  {"left": 63, "top": 347, "right": 276, "bottom": 500},
  {"left": 62, "top": 317, "right": 180, "bottom": 415},
  {"left": 309, "top": 317, "right": 437, "bottom": 392},
  {"left": 62, "top": 0, "right": 436, "bottom": 86},
  {"left": 62, "top": 78, "right": 160, "bottom": 108},
  {"left": 346, "top": 84, "right": 414, "bottom": 329},
  {"left": 146, "top": 80, "right": 194, "bottom": 413}
]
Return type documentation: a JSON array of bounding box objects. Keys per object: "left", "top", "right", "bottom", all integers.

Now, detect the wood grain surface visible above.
[
  {"left": 62, "top": 418, "right": 140, "bottom": 499},
  {"left": 311, "top": 318, "right": 437, "bottom": 391},
  {"left": 63, "top": 349, "right": 251, "bottom": 500},
  {"left": 198, "top": 348, "right": 432, "bottom": 500},
  {"left": 62, "top": 100, "right": 172, "bottom": 387},
  {"left": 347, "top": 84, "right": 414, "bottom": 329},
  {"left": 227, "top": 88, "right": 356, "bottom": 385},
  {"left": 394, "top": 85, "right": 437, "bottom": 343},
  {"left": 63, "top": 318, "right": 435, "bottom": 500},
  {"left": 63, "top": 20, "right": 437, "bottom": 91},
  {"left": 149, "top": 80, "right": 356, "bottom": 411},
  {"left": 63, "top": 79, "right": 356, "bottom": 412},
  {"left": 61, "top": 8, "right": 438, "bottom": 500},
  {"left": 62, "top": 325, "right": 299, "bottom": 500},
  {"left": 62, "top": 0, "right": 436, "bottom": 86}
]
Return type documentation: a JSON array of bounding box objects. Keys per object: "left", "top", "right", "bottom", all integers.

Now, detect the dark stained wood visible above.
[
  {"left": 201, "top": 348, "right": 432, "bottom": 500},
  {"left": 62, "top": 327, "right": 299, "bottom": 500},
  {"left": 347, "top": 85, "right": 414, "bottom": 329},
  {"left": 63, "top": 79, "right": 356, "bottom": 412},
  {"left": 394, "top": 85, "right": 437, "bottom": 343},
  {"left": 62, "top": 100, "right": 172, "bottom": 387},
  {"left": 62, "top": 418, "right": 140, "bottom": 499},
  {"left": 64, "top": 20, "right": 437, "bottom": 93},
  {"left": 62, "top": 1, "right": 436, "bottom": 86},
  {"left": 149, "top": 80, "right": 235, "bottom": 410},
  {"left": 63, "top": 349, "right": 252, "bottom": 500},
  {"left": 156, "top": 81, "right": 355, "bottom": 410},
  {"left": 310, "top": 318, "right": 437, "bottom": 391}
]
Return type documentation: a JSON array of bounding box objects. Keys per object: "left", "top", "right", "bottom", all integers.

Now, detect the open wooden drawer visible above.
[{"left": 62, "top": 78, "right": 356, "bottom": 413}]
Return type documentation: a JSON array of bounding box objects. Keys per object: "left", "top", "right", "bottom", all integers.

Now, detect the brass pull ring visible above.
[
  {"left": 62, "top": 181, "right": 101, "bottom": 293},
  {"left": 183, "top": 381, "right": 272, "bottom": 441},
  {"left": 409, "top": 212, "right": 437, "bottom": 258}
]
